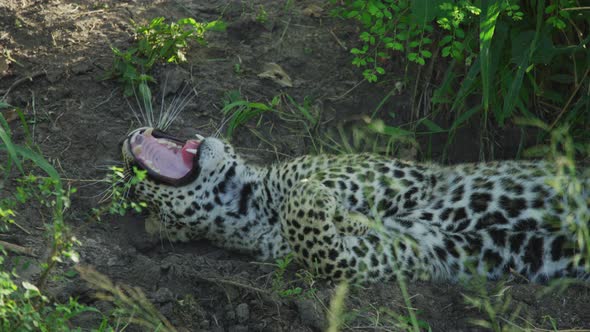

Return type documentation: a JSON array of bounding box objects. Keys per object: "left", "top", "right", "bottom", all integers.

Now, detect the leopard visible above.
[{"left": 121, "top": 126, "right": 589, "bottom": 283}]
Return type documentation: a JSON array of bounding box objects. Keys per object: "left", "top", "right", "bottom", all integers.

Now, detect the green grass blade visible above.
[
  {"left": 15, "top": 108, "right": 32, "bottom": 147},
  {"left": 450, "top": 57, "right": 481, "bottom": 113},
  {"left": 417, "top": 118, "right": 446, "bottom": 134},
  {"left": 432, "top": 60, "right": 457, "bottom": 105},
  {"left": 479, "top": 1, "right": 501, "bottom": 113},
  {"left": 500, "top": 53, "right": 529, "bottom": 126},
  {"left": 501, "top": 1, "right": 545, "bottom": 125},
  {"left": 367, "top": 120, "right": 414, "bottom": 138},
  {"left": 286, "top": 95, "right": 317, "bottom": 126},
  {"left": 487, "top": 21, "right": 510, "bottom": 112},
  {"left": 0, "top": 112, "right": 23, "bottom": 174},
  {"left": 14, "top": 145, "right": 63, "bottom": 212},
  {"left": 450, "top": 105, "right": 482, "bottom": 132}
]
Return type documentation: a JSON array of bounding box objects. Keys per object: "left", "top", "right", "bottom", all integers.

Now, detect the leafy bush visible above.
[
  {"left": 332, "top": 0, "right": 589, "bottom": 149},
  {"left": 110, "top": 17, "right": 225, "bottom": 95},
  {"left": 0, "top": 258, "right": 99, "bottom": 332},
  {"left": 0, "top": 102, "right": 107, "bottom": 330}
]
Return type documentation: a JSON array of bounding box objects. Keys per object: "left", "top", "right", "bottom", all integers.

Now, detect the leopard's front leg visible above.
[{"left": 279, "top": 179, "right": 435, "bottom": 282}]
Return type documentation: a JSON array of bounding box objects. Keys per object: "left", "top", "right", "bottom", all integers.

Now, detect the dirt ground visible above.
[{"left": 1, "top": 1, "right": 589, "bottom": 331}]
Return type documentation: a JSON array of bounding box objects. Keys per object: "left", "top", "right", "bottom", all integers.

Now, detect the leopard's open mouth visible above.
[{"left": 126, "top": 128, "right": 201, "bottom": 186}]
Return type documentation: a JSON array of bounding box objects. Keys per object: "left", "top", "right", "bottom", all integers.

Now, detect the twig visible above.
[
  {"left": 72, "top": 9, "right": 106, "bottom": 20},
  {"left": 91, "top": 88, "right": 119, "bottom": 110},
  {"left": 1, "top": 70, "right": 47, "bottom": 99},
  {"left": 274, "top": 18, "right": 292, "bottom": 48},
  {"left": 0, "top": 240, "right": 36, "bottom": 256},
  {"left": 562, "top": 6, "right": 590, "bottom": 11},
  {"left": 197, "top": 276, "right": 271, "bottom": 295},
  {"left": 329, "top": 79, "right": 365, "bottom": 101},
  {"left": 549, "top": 67, "right": 590, "bottom": 130},
  {"left": 329, "top": 29, "right": 347, "bottom": 51},
  {"left": 12, "top": 221, "right": 31, "bottom": 235}
]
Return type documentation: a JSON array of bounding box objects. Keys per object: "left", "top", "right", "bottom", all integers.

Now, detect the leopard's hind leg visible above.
[{"left": 279, "top": 179, "right": 445, "bottom": 282}]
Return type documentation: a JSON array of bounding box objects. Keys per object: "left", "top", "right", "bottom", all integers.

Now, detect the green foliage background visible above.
[{"left": 332, "top": 0, "right": 589, "bottom": 154}]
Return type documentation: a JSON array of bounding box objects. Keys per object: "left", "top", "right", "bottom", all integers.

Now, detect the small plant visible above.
[
  {"left": 463, "top": 278, "right": 521, "bottom": 331},
  {"left": 109, "top": 17, "right": 225, "bottom": 95},
  {"left": 272, "top": 253, "right": 303, "bottom": 297},
  {"left": 271, "top": 253, "right": 318, "bottom": 299},
  {"left": 233, "top": 62, "right": 242, "bottom": 74},
  {"left": 0, "top": 101, "right": 112, "bottom": 330},
  {"left": 77, "top": 266, "right": 178, "bottom": 332},
  {"left": 102, "top": 166, "right": 148, "bottom": 217},
  {"left": 256, "top": 5, "right": 269, "bottom": 23},
  {"left": 0, "top": 256, "right": 102, "bottom": 331},
  {"left": 221, "top": 90, "right": 279, "bottom": 137}
]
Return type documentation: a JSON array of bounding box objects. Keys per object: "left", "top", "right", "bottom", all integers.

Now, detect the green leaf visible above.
[
  {"left": 479, "top": 0, "right": 501, "bottom": 113},
  {"left": 418, "top": 118, "right": 446, "bottom": 133},
  {"left": 510, "top": 29, "right": 555, "bottom": 65},
  {"left": 346, "top": 10, "right": 359, "bottom": 18},
  {"left": 451, "top": 57, "right": 481, "bottom": 113},
  {"left": 395, "top": 31, "right": 408, "bottom": 41},
  {"left": 450, "top": 105, "right": 482, "bottom": 131},
  {"left": 0, "top": 113, "right": 23, "bottom": 174},
  {"left": 206, "top": 20, "right": 226, "bottom": 31},
  {"left": 390, "top": 42, "right": 404, "bottom": 51},
  {"left": 360, "top": 32, "right": 371, "bottom": 42},
  {"left": 455, "top": 28, "right": 465, "bottom": 39},
  {"left": 411, "top": 0, "right": 441, "bottom": 24},
  {"left": 368, "top": 119, "right": 413, "bottom": 137},
  {"left": 442, "top": 46, "right": 451, "bottom": 57}
]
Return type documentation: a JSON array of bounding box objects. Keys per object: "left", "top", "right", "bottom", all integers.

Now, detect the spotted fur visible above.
[{"left": 122, "top": 134, "right": 589, "bottom": 283}]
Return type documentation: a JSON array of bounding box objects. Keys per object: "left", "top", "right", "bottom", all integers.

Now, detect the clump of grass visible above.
[
  {"left": 221, "top": 90, "right": 279, "bottom": 137},
  {"left": 92, "top": 165, "right": 148, "bottom": 220},
  {"left": 521, "top": 119, "right": 590, "bottom": 270},
  {"left": 0, "top": 101, "right": 111, "bottom": 330},
  {"left": 463, "top": 278, "right": 521, "bottom": 331},
  {"left": 77, "top": 266, "right": 178, "bottom": 332},
  {"left": 327, "top": 282, "right": 349, "bottom": 332},
  {"left": 0, "top": 260, "right": 102, "bottom": 331},
  {"left": 0, "top": 101, "right": 78, "bottom": 289},
  {"left": 109, "top": 17, "right": 225, "bottom": 95}
]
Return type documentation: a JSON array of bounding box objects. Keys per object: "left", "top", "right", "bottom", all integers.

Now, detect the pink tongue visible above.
[{"left": 181, "top": 140, "right": 200, "bottom": 167}]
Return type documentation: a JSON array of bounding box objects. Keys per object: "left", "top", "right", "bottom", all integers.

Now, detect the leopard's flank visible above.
[{"left": 121, "top": 127, "right": 589, "bottom": 283}]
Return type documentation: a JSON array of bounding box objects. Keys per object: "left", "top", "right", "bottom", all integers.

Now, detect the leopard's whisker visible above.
[
  {"left": 126, "top": 97, "right": 145, "bottom": 127},
  {"left": 131, "top": 83, "right": 156, "bottom": 127},
  {"left": 159, "top": 83, "right": 195, "bottom": 131},
  {"left": 163, "top": 89, "right": 194, "bottom": 130},
  {"left": 159, "top": 211, "right": 175, "bottom": 249},
  {"left": 157, "top": 79, "right": 180, "bottom": 131},
  {"left": 157, "top": 75, "right": 169, "bottom": 130}
]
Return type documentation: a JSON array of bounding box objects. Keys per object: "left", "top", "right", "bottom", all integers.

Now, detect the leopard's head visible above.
[
  {"left": 121, "top": 127, "right": 236, "bottom": 185},
  {"left": 121, "top": 127, "right": 245, "bottom": 239}
]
